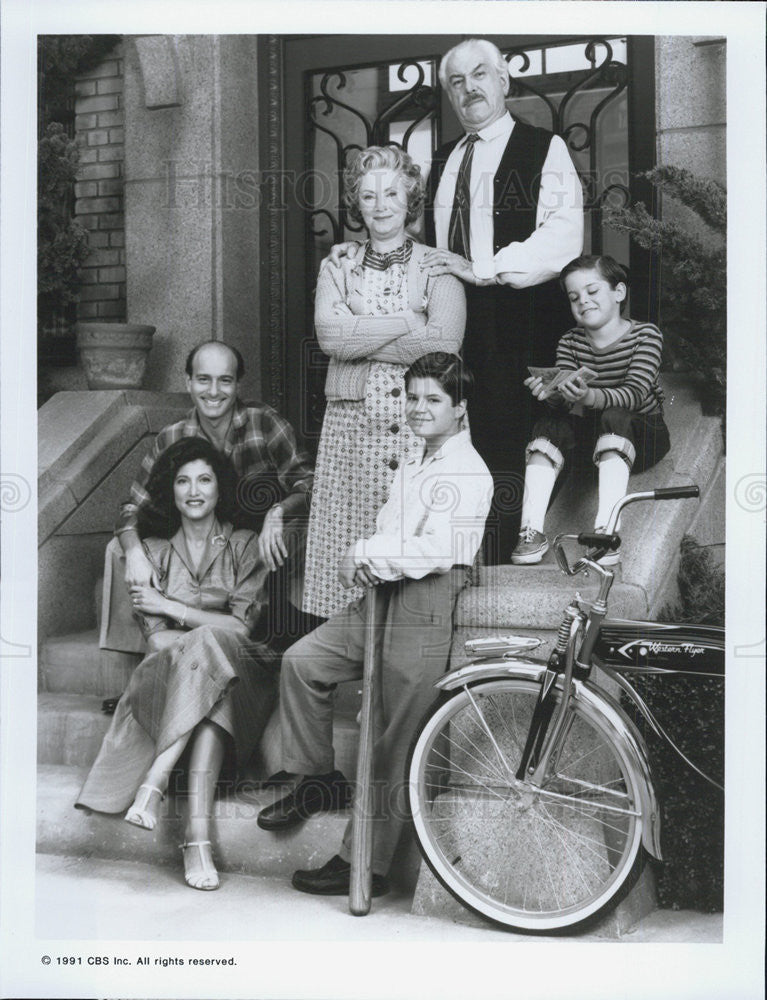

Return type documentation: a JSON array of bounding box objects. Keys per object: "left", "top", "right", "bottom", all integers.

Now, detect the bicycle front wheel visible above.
[{"left": 407, "top": 678, "right": 645, "bottom": 931}]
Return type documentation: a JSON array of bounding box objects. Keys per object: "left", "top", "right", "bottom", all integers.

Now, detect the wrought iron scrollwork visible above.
[
  {"left": 505, "top": 50, "right": 560, "bottom": 128},
  {"left": 308, "top": 208, "right": 342, "bottom": 245},
  {"left": 308, "top": 60, "right": 437, "bottom": 241},
  {"left": 373, "top": 61, "right": 437, "bottom": 146},
  {"left": 312, "top": 71, "right": 373, "bottom": 144},
  {"left": 504, "top": 38, "right": 629, "bottom": 254},
  {"left": 505, "top": 38, "right": 628, "bottom": 148},
  {"left": 597, "top": 183, "right": 631, "bottom": 209}
]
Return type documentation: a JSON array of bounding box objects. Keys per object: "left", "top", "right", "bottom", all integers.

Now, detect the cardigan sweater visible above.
[{"left": 314, "top": 240, "right": 466, "bottom": 401}]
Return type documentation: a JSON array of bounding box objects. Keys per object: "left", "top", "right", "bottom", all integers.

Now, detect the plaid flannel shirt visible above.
[{"left": 116, "top": 400, "right": 313, "bottom": 536}]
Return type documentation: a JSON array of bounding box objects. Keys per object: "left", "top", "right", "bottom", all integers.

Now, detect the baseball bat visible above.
[{"left": 349, "top": 584, "right": 378, "bottom": 916}]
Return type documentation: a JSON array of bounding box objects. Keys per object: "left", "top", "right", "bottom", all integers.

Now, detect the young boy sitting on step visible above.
[{"left": 511, "top": 254, "right": 671, "bottom": 566}]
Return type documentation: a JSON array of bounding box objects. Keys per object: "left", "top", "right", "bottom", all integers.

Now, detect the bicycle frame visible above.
[{"left": 432, "top": 486, "right": 717, "bottom": 865}]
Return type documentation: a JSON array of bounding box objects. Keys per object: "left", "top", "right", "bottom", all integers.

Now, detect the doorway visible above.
[{"left": 259, "top": 34, "right": 655, "bottom": 447}]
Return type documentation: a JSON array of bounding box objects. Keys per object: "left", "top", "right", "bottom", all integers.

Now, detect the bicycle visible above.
[{"left": 406, "top": 485, "right": 725, "bottom": 932}]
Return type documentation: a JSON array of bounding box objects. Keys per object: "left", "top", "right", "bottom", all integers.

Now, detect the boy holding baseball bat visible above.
[{"left": 257, "top": 353, "right": 492, "bottom": 896}]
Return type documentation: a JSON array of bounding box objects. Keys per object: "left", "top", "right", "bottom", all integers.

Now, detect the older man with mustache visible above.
[{"left": 421, "top": 38, "right": 584, "bottom": 562}]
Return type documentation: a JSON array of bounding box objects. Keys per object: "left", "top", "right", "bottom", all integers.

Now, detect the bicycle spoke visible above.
[
  {"left": 548, "top": 772, "right": 633, "bottom": 800},
  {"left": 484, "top": 693, "right": 528, "bottom": 755},
  {"left": 535, "top": 785, "right": 640, "bottom": 819},
  {"left": 420, "top": 732, "right": 509, "bottom": 801},
  {"left": 447, "top": 714, "right": 512, "bottom": 783},
  {"left": 532, "top": 817, "right": 563, "bottom": 912},
  {"left": 409, "top": 679, "right": 643, "bottom": 930},
  {"left": 555, "top": 735, "right": 618, "bottom": 774},
  {"left": 432, "top": 720, "right": 510, "bottom": 782},
  {"left": 538, "top": 807, "right": 606, "bottom": 896},
  {"left": 536, "top": 802, "right": 624, "bottom": 870},
  {"left": 465, "top": 687, "right": 517, "bottom": 780}
]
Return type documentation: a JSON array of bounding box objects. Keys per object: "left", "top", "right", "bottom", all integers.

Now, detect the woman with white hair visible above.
[{"left": 303, "top": 144, "right": 466, "bottom": 618}]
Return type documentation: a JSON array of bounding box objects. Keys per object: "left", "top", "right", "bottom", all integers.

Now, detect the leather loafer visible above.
[
  {"left": 291, "top": 855, "right": 390, "bottom": 896},
  {"left": 259, "top": 770, "right": 297, "bottom": 790},
  {"left": 257, "top": 771, "right": 352, "bottom": 830}
]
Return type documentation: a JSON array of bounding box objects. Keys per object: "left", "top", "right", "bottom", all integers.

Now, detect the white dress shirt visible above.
[
  {"left": 353, "top": 428, "right": 492, "bottom": 581},
  {"left": 432, "top": 112, "right": 584, "bottom": 288}
]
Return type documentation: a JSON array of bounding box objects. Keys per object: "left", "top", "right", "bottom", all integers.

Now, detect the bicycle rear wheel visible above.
[{"left": 407, "top": 678, "right": 644, "bottom": 931}]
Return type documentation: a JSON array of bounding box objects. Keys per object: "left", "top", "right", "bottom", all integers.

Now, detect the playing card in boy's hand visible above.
[
  {"left": 528, "top": 366, "right": 598, "bottom": 393},
  {"left": 527, "top": 366, "right": 562, "bottom": 386}
]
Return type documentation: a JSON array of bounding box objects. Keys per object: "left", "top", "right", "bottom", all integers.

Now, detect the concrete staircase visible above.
[
  {"left": 451, "top": 375, "right": 725, "bottom": 668},
  {"left": 36, "top": 375, "right": 724, "bottom": 933},
  {"left": 36, "top": 637, "right": 427, "bottom": 888}
]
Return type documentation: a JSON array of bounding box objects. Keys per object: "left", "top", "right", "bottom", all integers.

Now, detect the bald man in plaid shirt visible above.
[{"left": 103, "top": 341, "right": 315, "bottom": 652}]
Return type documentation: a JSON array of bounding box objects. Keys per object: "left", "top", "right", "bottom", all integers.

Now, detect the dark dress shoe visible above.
[
  {"left": 259, "top": 770, "right": 297, "bottom": 789},
  {"left": 257, "top": 771, "right": 352, "bottom": 830},
  {"left": 291, "top": 855, "right": 390, "bottom": 896}
]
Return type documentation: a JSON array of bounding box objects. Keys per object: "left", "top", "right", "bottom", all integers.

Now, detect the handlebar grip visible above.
[
  {"left": 577, "top": 532, "right": 621, "bottom": 550},
  {"left": 653, "top": 485, "right": 699, "bottom": 500}
]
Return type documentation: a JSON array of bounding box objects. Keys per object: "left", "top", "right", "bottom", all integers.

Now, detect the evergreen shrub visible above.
[
  {"left": 624, "top": 536, "right": 724, "bottom": 911},
  {"left": 605, "top": 166, "right": 726, "bottom": 417}
]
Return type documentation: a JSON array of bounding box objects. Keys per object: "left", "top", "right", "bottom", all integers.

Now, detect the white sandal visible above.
[
  {"left": 180, "top": 840, "right": 220, "bottom": 891},
  {"left": 124, "top": 784, "right": 164, "bottom": 830}
]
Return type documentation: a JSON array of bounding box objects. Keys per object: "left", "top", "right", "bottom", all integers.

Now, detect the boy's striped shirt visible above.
[{"left": 556, "top": 321, "right": 664, "bottom": 414}]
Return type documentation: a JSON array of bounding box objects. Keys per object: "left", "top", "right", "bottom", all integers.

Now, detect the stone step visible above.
[
  {"left": 40, "top": 628, "right": 363, "bottom": 706},
  {"left": 37, "top": 690, "right": 363, "bottom": 780},
  {"left": 36, "top": 764, "right": 421, "bottom": 892},
  {"left": 513, "top": 373, "right": 723, "bottom": 606},
  {"left": 37, "top": 694, "right": 113, "bottom": 767},
  {"left": 456, "top": 570, "right": 649, "bottom": 630},
  {"left": 39, "top": 630, "right": 139, "bottom": 697}
]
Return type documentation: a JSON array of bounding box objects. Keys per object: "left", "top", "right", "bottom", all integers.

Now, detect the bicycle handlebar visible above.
[
  {"left": 651, "top": 485, "right": 700, "bottom": 500},
  {"left": 577, "top": 532, "right": 621, "bottom": 550},
  {"left": 553, "top": 484, "right": 700, "bottom": 576},
  {"left": 604, "top": 485, "right": 700, "bottom": 533}
]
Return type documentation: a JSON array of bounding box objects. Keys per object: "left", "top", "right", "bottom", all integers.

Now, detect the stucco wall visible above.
[
  {"left": 656, "top": 36, "right": 726, "bottom": 182},
  {"left": 122, "top": 35, "right": 262, "bottom": 399}
]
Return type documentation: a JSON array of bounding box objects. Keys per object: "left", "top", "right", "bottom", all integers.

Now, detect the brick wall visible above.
[{"left": 74, "top": 44, "right": 126, "bottom": 322}]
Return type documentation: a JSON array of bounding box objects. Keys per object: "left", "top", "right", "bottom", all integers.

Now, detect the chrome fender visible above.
[{"left": 436, "top": 659, "right": 663, "bottom": 860}]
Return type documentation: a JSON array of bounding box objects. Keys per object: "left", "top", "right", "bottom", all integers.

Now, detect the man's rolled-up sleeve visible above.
[{"left": 490, "top": 136, "right": 584, "bottom": 288}]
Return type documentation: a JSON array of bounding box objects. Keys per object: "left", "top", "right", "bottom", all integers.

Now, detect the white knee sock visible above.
[
  {"left": 595, "top": 453, "right": 630, "bottom": 528},
  {"left": 521, "top": 461, "right": 558, "bottom": 533}
]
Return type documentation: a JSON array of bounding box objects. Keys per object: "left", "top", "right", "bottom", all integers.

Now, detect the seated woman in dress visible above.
[
  {"left": 302, "top": 144, "right": 466, "bottom": 620},
  {"left": 76, "top": 437, "right": 278, "bottom": 891}
]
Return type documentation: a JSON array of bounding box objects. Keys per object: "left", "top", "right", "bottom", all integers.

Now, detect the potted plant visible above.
[{"left": 38, "top": 35, "right": 129, "bottom": 381}]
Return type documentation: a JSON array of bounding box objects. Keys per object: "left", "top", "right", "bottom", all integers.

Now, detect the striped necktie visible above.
[{"left": 448, "top": 133, "right": 479, "bottom": 260}]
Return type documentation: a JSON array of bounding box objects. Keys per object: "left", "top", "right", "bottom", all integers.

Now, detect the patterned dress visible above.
[{"left": 303, "top": 242, "right": 417, "bottom": 618}]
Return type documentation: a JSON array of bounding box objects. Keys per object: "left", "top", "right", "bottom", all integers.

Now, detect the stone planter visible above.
[{"left": 76, "top": 322, "right": 156, "bottom": 390}]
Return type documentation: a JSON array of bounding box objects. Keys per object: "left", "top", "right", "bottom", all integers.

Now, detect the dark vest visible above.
[
  {"left": 425, "top": 119, "right": 552, "bottom": 251},
  {"left": 424, "top": 118, "right": 573, "bottom": 363}
]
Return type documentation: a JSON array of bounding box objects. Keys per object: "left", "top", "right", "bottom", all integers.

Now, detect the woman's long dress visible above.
[
  {"left": 75, "top": 523, "right": 278, "bottom": 814},
  {"left": 303, "top": 243, "right": 417, "bottom": 618}
]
